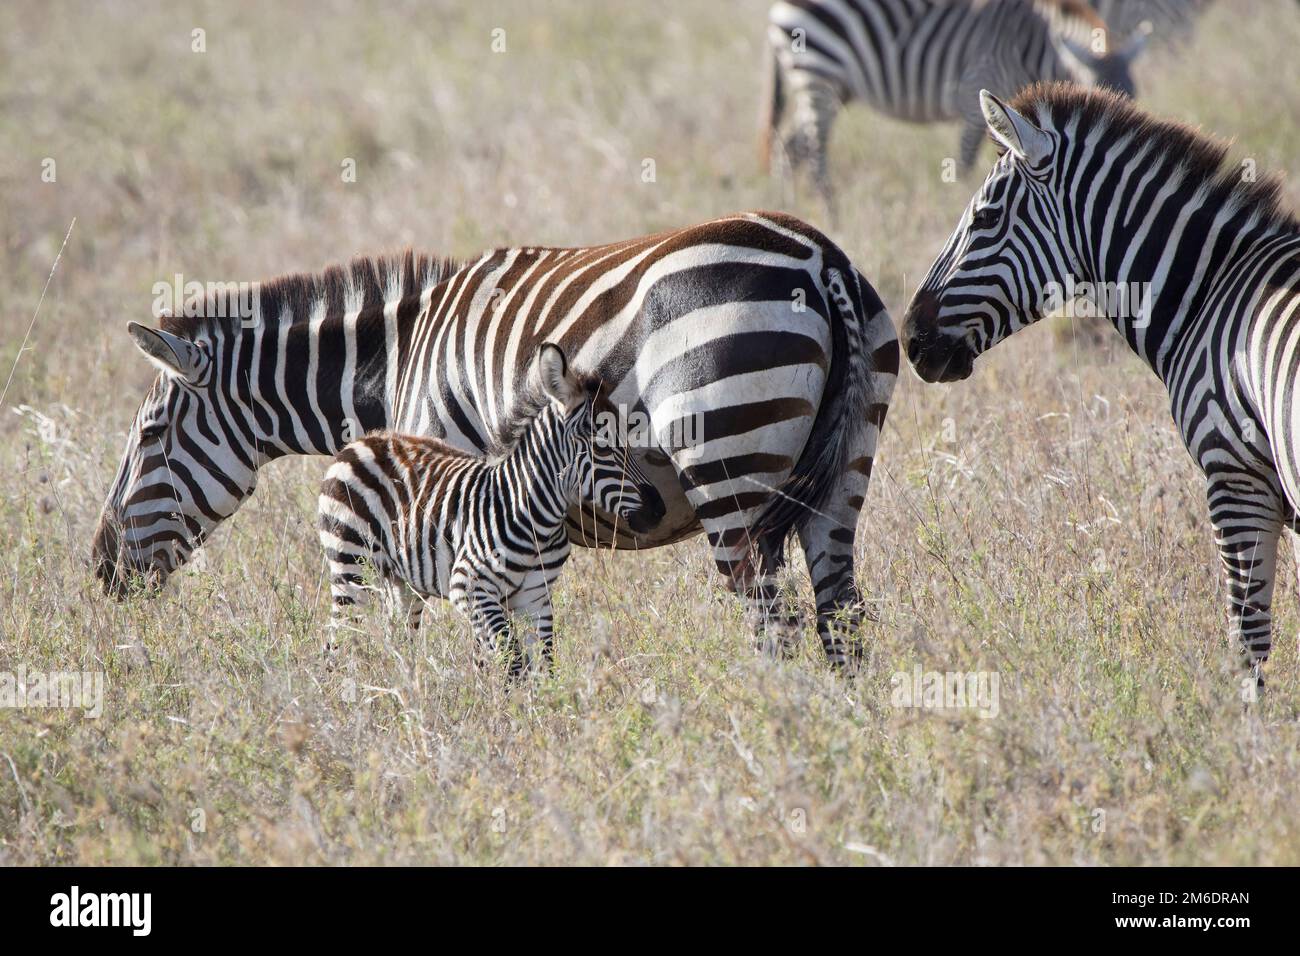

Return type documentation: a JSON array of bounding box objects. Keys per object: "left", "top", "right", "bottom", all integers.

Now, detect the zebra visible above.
[
  {"left": 93, "top": 212, "right": 900, "bottom": 667},
  {"left": 319, "top": 343, "right": 658, "bottom": 675},
  {"left": 901, "top": 82, "right": 1300, "bottom": 690},
  {"left": 761, "top": 0, "right": 1150, "bottom": 210}
]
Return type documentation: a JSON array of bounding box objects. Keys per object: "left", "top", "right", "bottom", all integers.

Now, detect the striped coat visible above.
[
  {"left": 319, "top": 344, "right": 659, "bottom": 674},
  {"left": 902, "top": 84, "right": 1300, "bottom": 691},
  {"left": 95, "top": 212, "right": 899, "bottom": 666},
  {"left": 762, "top": 0, "right": 1148, "bottom": 208}
]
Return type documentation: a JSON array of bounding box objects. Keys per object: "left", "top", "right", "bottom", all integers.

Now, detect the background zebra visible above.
[
  {"left": 319, "top": 343, "right": 659, "bottom": 675},
  {"left": 762, "top": 0, "right": 1150, "bottom": 209},
  {"left": 94, "top": 212, "right": 900, "bottom": 667},
  {"left": 901, "top": 83, "right": 1300, "bottom": 690}
]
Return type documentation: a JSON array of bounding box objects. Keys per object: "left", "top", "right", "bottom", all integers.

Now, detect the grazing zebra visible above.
[
  {"left": 901, "top": 83, "right": 1300, "bottom": 689},
  {"left": 762, "top": 0, "right": 1150, "bottom": 208},
  {"left": 93, "top": 212, "right": 900, "bottom": 667},
  {"left": 319, "top": 343, "right": 658, "bottom": 674}
]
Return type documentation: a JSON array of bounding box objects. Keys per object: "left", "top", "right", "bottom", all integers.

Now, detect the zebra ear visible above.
[
  {"left": 537, "top": 343, "right": 579, "bottom": 406},
  {"left": 128, "top": 322, "right": 203, "bottom": 380},
  {"left": 1052, "top": 33, "right": 1097, "bottom": 76},
  {"left": 979, "top": 90, "right": 1053, "bottom": 166},
  {"left": 1117, "top": 21, "right": 1152, "bottom": 62}
]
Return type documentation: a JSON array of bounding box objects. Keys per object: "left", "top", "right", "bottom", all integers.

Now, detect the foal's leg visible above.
[
  {"left": 452, "top": 582, "right": 520, "bottom": 676},
  {"left": 513, "top": 596, "right": 557, "bottom": 676},
  {"left": 320, "top": 525, "right": 380, "bottom": 667}
]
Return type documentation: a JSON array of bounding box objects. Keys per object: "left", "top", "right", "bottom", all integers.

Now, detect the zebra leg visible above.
[
  {"left": 452, "top": 585, "right": 521, "bottom": 677},
  {"left": 320, "top": 532, "right": 378, "bottom": 666},
  {"left": 385, "top": 581, "right": 424, "bottom": 634},
  {"left": 796, "top": 448, "right": 881, "bottom": 670},
  {"left": 783, "top": 74, "right": 841, "bottom": 221},
  {"left": 702, "top": 522, "right": 804, "bottom": 659},
  {"left": 958, "top": 121, "right": 985, "bottom": 174},
  {"left": 513, "top": 597, "right": 556, "bottom": 675},
  {"left": 800, "top": 303, "right": 894, "bottom": 670},
  {"left": 1209, "top": 499, "right": 1281, "bottom": 691}
]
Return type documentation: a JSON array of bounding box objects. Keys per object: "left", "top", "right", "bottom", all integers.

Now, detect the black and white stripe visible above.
[
  {"left": 902, "top": 84, "right": 1300, "bottom": 688},
  {"left": 318, "top": 344, "right": 658, "bottom": 675},
  {"left": 94, "top": 212, "right": 899, "bottom": 666},
  {"left": 762, "top": 0, "right": 1149, "bottom": 208}
]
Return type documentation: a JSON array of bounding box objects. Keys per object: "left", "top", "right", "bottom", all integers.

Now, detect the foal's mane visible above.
[{"left": 484, "top": 372, "right": 606, "bottom": 461}]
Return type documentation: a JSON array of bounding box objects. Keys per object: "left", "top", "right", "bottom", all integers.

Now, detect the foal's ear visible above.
[{"left": 537, "top": 342, "right": 580, "bottom": 406}]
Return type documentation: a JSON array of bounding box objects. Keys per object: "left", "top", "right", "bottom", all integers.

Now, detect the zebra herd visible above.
[
  {"left": 93, "top": 0, "right": 1298, "bottom": 691},
  {"left": 98, "top": 216, "right": 897, "bottom": 670}
]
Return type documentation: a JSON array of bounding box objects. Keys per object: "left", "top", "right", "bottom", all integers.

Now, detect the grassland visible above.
[{"left": 3, "top": 0, "right": 1300, "bottom": 865}]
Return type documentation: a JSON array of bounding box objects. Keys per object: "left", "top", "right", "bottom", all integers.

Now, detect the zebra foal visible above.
[{"left": 318, "top": 343, "right": 661, "bottom": 675}]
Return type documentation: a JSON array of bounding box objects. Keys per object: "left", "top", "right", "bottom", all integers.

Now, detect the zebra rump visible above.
[{"left": 751, "top": 260, "right": 889, "bottom": 559}]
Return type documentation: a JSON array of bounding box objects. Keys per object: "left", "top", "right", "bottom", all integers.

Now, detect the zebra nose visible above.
[
  {"left": 91, "top": 516, "right": 130, "bottom": 598},
  {"left": 907, "top": 337, "right": 924, "bottom": 366},
  {"left": 902, "top": 291, "right": 940, "bottom": 366},
  {"left": 639, "top": 483, "right": 665, "bottom": 521}
]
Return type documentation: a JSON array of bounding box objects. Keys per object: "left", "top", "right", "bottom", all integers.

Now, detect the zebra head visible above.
[
  {"left": 535, "top": 343, "right": 665, "bottom": 536},
  {"left": 92, "top": 319, "right": 257, "bottom": 597},
  {"left": 1052, "top": 21, "right": 1151, "bottom": 98},
  {"left": 902, "top": 89, "right": 1078, "bottom": 384}
]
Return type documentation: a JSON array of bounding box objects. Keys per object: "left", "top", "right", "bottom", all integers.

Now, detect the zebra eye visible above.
[
  {"left": 140, "top": 422, "right": 166, "bottom": 442},
  {"left": 971, "top": 207, "right": 999, "bottom": 230}
]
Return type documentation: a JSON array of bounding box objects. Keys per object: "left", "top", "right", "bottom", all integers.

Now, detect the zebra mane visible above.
[
  {"left": 159, "top": 249, "right": 464, "bottom": 339},
  {"left": 484, "top": 372, "right": 606, "bottom": 462},
  {"left": 1011, "top": 83, "right": 1298, "bottom": 234}
]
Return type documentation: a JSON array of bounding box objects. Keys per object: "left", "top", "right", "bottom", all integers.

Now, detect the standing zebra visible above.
[
  {"left": 902, "top": 83, "right": 1300, "bottom": 689},
  {"left": 319, "top": 343, "right": 659, "bottom": 675},
  {"left": 762, "top": 0, "right": 1149, "bottom": 209},
  {"left": 93, "top": 212, "right": 899, "bottom": 667}
]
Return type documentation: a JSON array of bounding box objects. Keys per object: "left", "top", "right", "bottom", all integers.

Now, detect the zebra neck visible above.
[
  {"left": 1079, "top": 199, "right": 1292, "bottom": 382},
  {"left": 489, "top": 408, "right": 571, "bottom": 530},
  {"left": 248, "top": 312, "right": 393, "bottom": 459}
]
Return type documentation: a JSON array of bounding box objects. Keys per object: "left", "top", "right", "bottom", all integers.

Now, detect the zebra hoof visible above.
[
  {"left": 1239, "top": 664, "right": 1265, "bottom": 705},
  {"left": 754, "top": 636, "right": 798, "bottom": 660},
  {"left": 754, "top": 621, "right": 803, "bottom": 660},
  {"left": 826, "top": 640, "right": 868, "bottom": 677}
]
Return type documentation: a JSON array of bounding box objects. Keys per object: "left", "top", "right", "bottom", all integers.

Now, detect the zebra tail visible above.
[
  {"left": 758, "top": 36, "right": 783, "bottom": 173},
  {"left": 750, "top": 260, "right": 896, "bottom": 557}
]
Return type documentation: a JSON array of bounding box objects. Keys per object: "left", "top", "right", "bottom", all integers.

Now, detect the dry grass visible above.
[{"left": 3, "top": 0, "right": 1300, "bottom": 865}]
